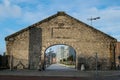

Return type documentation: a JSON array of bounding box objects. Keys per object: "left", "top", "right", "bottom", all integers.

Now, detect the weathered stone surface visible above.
[
  {"left": 115, "top": 42, "right": 120, "bottom": 68},
  {"left": 5, "top": 12, "right": 117, "bottom": 70},
  {"left": 6, "top": 30, "right": 29, "bottom": 69}
]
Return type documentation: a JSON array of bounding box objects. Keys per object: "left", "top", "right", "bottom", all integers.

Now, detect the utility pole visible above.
[{"left": 87, "top": 17, "right": 100, "bottom": 26}]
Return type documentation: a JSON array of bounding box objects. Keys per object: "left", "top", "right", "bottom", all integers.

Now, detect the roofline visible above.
[
  {"left": 5, "top": 12, "right": 63, "bottom": 41},
  {"left": 5, "top": 11, "right": 117, "bottom": 41},
  {"left": 65, "top": 13, "right": 117, "bottom": 41}
]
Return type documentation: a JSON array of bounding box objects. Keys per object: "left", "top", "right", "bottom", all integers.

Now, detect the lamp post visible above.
[
  {"left": 87, "top": 16, "right": 100, "bottom": 79},
  {"left": 87, "top": 17, "right": 100, "bottom": 26}
]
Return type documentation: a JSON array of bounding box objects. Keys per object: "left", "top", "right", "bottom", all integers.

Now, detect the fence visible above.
[{"left": 0, "top": 55, "right": 9, "bottom": 69}]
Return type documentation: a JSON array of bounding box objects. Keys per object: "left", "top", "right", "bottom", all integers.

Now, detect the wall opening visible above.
[{"left": 44, "top": 44, "right": 76, "bottom": 70}]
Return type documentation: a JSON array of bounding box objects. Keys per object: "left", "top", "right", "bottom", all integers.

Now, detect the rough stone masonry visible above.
[{"left": 5, "top": 12, "right": 117, "bottom": 70}]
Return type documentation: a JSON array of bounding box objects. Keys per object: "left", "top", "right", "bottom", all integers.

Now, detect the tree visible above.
[{"left": 67, "top": 55, "right": 73, "bottom": 61}]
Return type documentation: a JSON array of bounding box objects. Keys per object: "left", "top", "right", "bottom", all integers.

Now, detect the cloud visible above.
[
  {"left": 112, "top": 35, "right": 120, "bottom": 41},
  {"left": 92, "top": 6, "right": 120, "bottom": 40},
  {"left": 62, "top": 4, "right": 120, "bottom": 40},
  {"left": 10, "top": 0, "right": 39, "bottom": 4},
  {"left": 0, "top": 0, "right": 22, "bottom": 19},
  {"left": 23, "top": 1, "right": 120, "bottom": 41},
  {"left": 0, "top": 0, "right": 120, "bottom": 55},
  {"left": 0, "top": 0, "right": 120, "bottom": 41},
  {"left": 4, "top": 28, "right": 16, "bottom": 34},
  {"left": 20, "top": 11, "right": 49, "bottom": 24}
]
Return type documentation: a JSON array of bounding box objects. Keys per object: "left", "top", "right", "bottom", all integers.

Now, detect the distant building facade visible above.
[
  {"left": 56, "top": 46, "right": 62, "bottom": 62},
  {"left": 56, "top": 46, "right": 76, "bottom": 62},
  {"left": 64, "top": 46, "right": 69, "bottom": 59},
  {"left": 64, "top": 46, "right": 76, "bottom": 61},
  {"left": 5, "top": 12, "right": 117, "bottom": 70},
  {"left": 46, "top": 51, "right": 56, "bottom": 65}
]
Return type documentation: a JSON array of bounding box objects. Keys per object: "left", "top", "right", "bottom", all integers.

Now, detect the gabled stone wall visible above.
[
  {"left": 39, "top": 14, "right": 116, "bottom": 70},
  {"left": 5, "top": 12, "right": 117, "bottom": 70}
]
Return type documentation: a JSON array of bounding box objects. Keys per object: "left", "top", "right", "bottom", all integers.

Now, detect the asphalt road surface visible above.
[
  {"left": 0, "top": 76, "right": 91, "bottom": 80},
  {"left": 46, "top": 63, "right": 76, "bottom": 71},
  {"left": 0, "top": 75, "right": 120, "bottom": 80},
  {"left": 0, "top": 63, "right": 120, "bottom": 80}
]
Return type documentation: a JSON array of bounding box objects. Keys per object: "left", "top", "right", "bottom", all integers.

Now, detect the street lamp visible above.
[{"left": 87, "top": 17, "right": 100, "bottom": 26}]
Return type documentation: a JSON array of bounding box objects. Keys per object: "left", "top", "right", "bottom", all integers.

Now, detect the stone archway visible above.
[
  {"left": 40, "top": 41, "right": 101, "bottom": 70},
  {"left": 43, "top": 44, "right": 77, "bottom": 70}
]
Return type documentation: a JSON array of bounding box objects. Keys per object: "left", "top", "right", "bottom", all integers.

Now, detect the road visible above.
[
  {"left": 0, "top": 63, "right": 120, "bottom": 80},
  {"left": 46, "top": 63, "right": 76, "bottom": 71},
  {"left": 0, "top": 76, "right": 90, "bottom": 80},
  {"left": 0, "top": 75, "right": 120, "bottom": 80}
]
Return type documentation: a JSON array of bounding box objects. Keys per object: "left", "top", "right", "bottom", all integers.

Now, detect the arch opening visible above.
[{"left": 44, "top": 44, "right": 76, "bottom": 70}]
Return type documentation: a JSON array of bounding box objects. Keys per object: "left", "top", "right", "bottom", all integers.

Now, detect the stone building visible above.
[
  {"left": 5, "top": 12, "right": 117, "bottom": 70},
  {"left": 115, "top": 42, "right": 120, "bottom": 67}
]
